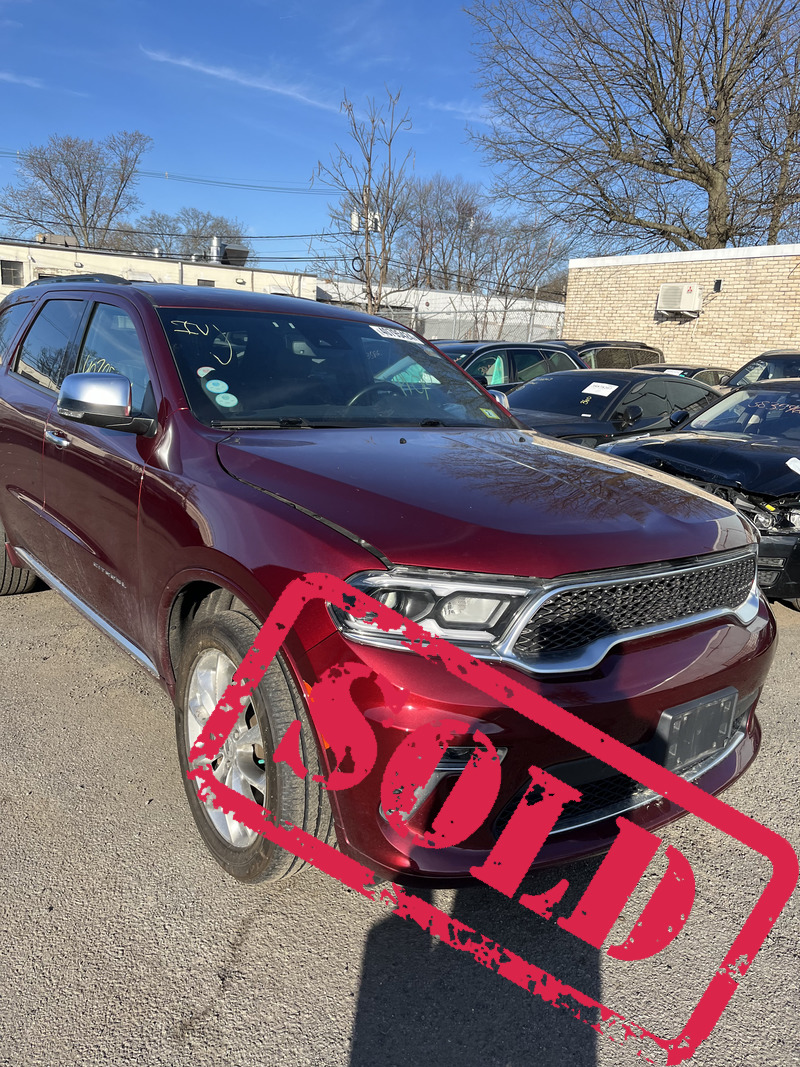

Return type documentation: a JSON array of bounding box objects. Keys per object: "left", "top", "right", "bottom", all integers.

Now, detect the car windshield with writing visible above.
[
  {"left": 157, "top": 309, "right": 509, "bottom": 429},
  {"left": 688, "top": 385, "right": 800, "bottom": 440}
]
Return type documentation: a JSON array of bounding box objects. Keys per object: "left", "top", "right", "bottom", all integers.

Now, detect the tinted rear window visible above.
[{"left": 509, "top": 375, "right": 624, "bottom": 416}]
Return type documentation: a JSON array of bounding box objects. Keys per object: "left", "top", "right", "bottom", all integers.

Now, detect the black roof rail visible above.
[{"left": 26, "top": 273, "right": 131, "bottom": 287}]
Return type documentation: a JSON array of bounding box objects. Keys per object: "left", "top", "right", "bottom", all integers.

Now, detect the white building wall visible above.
[{"left": 0, "top": 240, "right": 318, "bottom": 301}]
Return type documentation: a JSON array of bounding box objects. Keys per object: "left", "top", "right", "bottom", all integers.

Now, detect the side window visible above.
[
  {"left": 663, "top": 381, "right": 715, "bottom": 414},
  {"left": 692, "top": 369, "right": 716, "bottom": 386},
  {"left": 614, "top": 381, "right": 672, "bottom": 420},
  {"left": 76, "top": 303, "right": 152, "bottom": 413},
  {"left": 546, "top": 350, "right": 579, "bottom": 372},
  {"left": 512, "top": 348, "right": 549, "bottom": 382},
  {"left": 593, "top": 347, "right": 638, "bottom": 370},
  {"left": 0, "top": 302, "right": 34, "bottom": 364},
  {"left": 637, "top": 348, "right": 663, "bottom": 365},
  {"left": 466, "top": 350, "right": 510, "bottom": 386},
  {"left": 14, "top": 299, "right": 85, "bottom": 391},
  {"left": 733, "top": 361, "right": 766, "bottom": 386}
]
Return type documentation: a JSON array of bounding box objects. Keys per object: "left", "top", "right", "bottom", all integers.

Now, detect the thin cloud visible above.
[
  {"left": 425, "top": 98, "right": 491, "bottom": 124},
  {"left": 0, "top": 71, "right": 43, "bottom": 88},
  {"left": 329, "top": 7, "right": 399, "bottom": 69},
  {"left": 142, "top": 49, "right": 339, "bottom": 113}
]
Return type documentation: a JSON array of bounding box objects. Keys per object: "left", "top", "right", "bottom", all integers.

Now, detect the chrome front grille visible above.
[{"left": 511, "top": 550, "right": 756, "bottom": 665}]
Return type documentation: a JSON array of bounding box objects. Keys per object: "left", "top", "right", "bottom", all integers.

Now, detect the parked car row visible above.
[
  {"left": 0, "top": 278, "right": 780, "bottom": 888},
  {"left": 634, "top": 350, "right": 800, "bottom": 392},
  {"left": 488, "top": 367, "right": 800, "bottom": 610},
  {"left": 432, "top": 337, "right": 664, "bottom": 392}
]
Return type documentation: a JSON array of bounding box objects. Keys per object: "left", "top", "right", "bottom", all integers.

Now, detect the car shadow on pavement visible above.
[{"left": 349, "top": 858, "right": 606, "bottom": 1067}]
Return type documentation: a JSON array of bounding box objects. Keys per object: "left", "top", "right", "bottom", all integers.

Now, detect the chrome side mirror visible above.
[{"left": 57, "top": 373, "right": 156, "bottom": 435}]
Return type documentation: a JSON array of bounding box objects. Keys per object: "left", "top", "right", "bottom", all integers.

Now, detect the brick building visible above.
[{"left": 564, "top": 243, "right": 800, "bottom": 371}]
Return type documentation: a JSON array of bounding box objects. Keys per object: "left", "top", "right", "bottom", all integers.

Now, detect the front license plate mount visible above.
[{"left": 656, "top": 688, "right": 738, "bottom": 772}]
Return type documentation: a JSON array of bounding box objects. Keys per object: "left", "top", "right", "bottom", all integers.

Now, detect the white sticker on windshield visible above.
[
  {"left": 787, "top": 457, "right": 800, "bottom": 476},
  {"left": 370, "top": 325, "right": 424, "bottom": 343},
  {"left": 662, "top": 368, "right": 684, "bottom": 375},
  {"left": 205, "top": 379, "right": 229, "bottom": 394},
  {"left": 196, "top": 366, "right": 214, "bottom": 378},
  {"left": 582, "top": 382, "right": 619, "bottom": 397},
  {"left": 215, "top": 392, "right": 238, "bottom": 408}
]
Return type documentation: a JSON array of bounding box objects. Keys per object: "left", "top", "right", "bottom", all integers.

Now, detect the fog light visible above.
[{"left": 380, "top": 745, "right": 508, "bottom": 821}]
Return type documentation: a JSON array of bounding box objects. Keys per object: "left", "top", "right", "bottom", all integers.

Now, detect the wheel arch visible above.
[{"left": 161, "top": 572, "right": 267, "bottom": 697}]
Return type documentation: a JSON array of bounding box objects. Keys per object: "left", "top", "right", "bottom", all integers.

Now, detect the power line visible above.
[
  {"left": 0, "top": 149, "right": 334, "bottom": 197},
  {"left": 0, "top": 214, "right": 350, "bottom": 243}
]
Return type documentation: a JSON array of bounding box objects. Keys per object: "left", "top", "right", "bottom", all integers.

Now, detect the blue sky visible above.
[{"left": 0, "top": 0, "right": 495, "bottom": 271}]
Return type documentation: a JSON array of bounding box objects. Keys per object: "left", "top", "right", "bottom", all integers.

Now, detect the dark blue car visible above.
[{"left": 507, "top": 369, "right": 720, "bottom": 447}]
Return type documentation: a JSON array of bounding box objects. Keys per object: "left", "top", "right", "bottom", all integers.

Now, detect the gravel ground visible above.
[{"left": 0, "top": 588, "right": 797, "bottom": 1067}]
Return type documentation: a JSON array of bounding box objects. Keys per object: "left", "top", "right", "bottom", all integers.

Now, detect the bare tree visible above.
[
  {"left": 0, "top": 131, "right": 152, "bottom": 248},
  {"left": 462, "top": 216, "right": 572, "bottom": 336},
  {"left": 115, "top": 206, "right": 252, "bottom": 258},
  {"left": 390, "top": 173, "right": 571, "bottom": 303},
  {"left": 392, "top": 174, "right": 496, "bottom": 290},
  {"left": 315, "top": 89, "right": 414, "bottom": 313},
  {"left": 740, "top": 29, "right": 800, "bottom": 242},
  {"left": 468, "top": 0, "right": 800, "bottom": 251}
]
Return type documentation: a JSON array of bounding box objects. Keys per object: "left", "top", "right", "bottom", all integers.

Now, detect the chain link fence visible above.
[{"left": 376, "top": 301, "right": 565, "bottom": 343}]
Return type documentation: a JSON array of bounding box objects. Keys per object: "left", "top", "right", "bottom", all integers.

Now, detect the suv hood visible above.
[
  {"left": 603, "top": 431, "right": 800, "bottom": 499},
  {"left": 217, "top": 427, "right": 751, "bottom": 577}
]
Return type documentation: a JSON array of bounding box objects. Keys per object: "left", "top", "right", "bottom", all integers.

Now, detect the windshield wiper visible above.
[
  {"left": 419, "top": 418, "right": 444, "bottom": 426},
  {"left": 210, "top": 417, "right": 312, "bottom": 429}
]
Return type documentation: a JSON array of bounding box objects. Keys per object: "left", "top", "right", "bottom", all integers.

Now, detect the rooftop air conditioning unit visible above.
[
  {"left": 35, "top": 233, "right": 79, "bottom": 248},
  {"left": 657, "top": 282, "right": 702, "bottom": 314}
]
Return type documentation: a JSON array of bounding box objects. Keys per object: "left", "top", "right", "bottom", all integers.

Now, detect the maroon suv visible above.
[{"left": 0, "top": 278, "right": 776, "bottom": 884}]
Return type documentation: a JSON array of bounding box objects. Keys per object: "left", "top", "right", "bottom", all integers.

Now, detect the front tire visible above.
[
  {"left": 174, "top": 609, "right": 331, "bottom": 882},
  {"left": 0, "top": 523, "right": 39, "bottom": 596}
]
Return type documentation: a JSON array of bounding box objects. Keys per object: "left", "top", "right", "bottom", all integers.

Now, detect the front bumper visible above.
[{"left": 305, "top": 595, "right": 776, "bottom": 884}]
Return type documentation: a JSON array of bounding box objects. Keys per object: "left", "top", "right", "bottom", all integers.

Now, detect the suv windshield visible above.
[
  {"left": 727, "top": 356, "right": 800, "bottom": 388},
  {"left": 156, "top": 309, "right": 511, "bottom": 428}
]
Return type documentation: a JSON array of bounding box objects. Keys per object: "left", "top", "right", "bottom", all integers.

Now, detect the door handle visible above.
[{"left": 45, "top": 429, "right": 70, "bottom": 449}]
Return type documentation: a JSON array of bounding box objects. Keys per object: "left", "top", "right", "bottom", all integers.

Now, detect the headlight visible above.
[
  {"left": 752, "top": 511, "right": 779, "bottom": 531},
  {"left": 752, "top": 505, "right": 800, "bottom": 532},
  {"left": 329, "top": 569, "right": 532, "bottom": 648}
]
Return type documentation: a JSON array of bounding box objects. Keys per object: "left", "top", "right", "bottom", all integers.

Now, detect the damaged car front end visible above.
[
  {"left": 665, "top": 479, "right": 800, "bottom": 602},
  {"left": 598, "top": 380, "right": 800, "bottom": 607}
]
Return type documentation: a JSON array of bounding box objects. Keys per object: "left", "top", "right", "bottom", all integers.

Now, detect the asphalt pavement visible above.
[{"left": 0, "top": 588, "right": 797, "bottom": 1067}]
